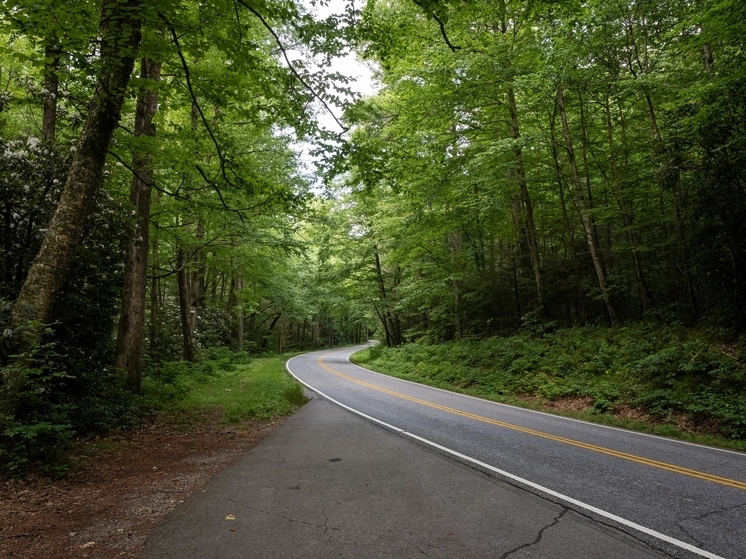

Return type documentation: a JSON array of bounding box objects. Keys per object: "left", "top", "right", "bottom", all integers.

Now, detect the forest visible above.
[{"left": 1, "top": 0, "right": 745, "bottom": 473}]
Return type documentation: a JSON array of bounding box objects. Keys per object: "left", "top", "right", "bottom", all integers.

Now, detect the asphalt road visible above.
[
  {"left": 145, "top": 393, "right": 666, "bottom": 558},
  {"left": 286, "top": 345, "right": 746, "bottom": 559}
]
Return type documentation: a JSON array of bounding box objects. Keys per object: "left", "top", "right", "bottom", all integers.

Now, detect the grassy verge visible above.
[
  {"left": 1, "top": 352, "right": 307, "bottom": 477},
  {"left": 350, "top": 325, "right": 746, "bottom": 452},
  {"left": 142, "top": 351, "right": 307, "bottom": 424}
]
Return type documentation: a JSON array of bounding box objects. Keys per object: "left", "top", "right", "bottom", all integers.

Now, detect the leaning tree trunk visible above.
[
  {"left": 3, "top": 0, "right": 143, "bottom": 423},
  {"left": 114, "top": 56, "right": 162, "bottom": 393},
  {"left": 10, "top": 0, "right": 142, "bottom": 329},
  {"left": 507, "top": 87, "right": 545, "bottom": 311},
  {"left": 556, "top": 84, "right": 618, "bottom": 325}
]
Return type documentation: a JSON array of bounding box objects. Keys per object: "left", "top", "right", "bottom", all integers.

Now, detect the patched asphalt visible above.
[{"left": 143, "top": 394, "right": 664, "bottom": 558}]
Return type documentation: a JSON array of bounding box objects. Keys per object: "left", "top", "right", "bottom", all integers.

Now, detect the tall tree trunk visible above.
[
  {"left": 702, "top": 44, "right": 713, "bottom": 75},
  {"left": 114, "top": 56, "right": 162, "bottom": 393},
  {"left": 373, "top": 245, "right": 399, "bottom": 346},
  {"left": 550, "top": 108, "right": 586, "bottom": 321},
  {"left": 277, "top": 317, "right": 285, "bottom": 355},
  {"left": 227, "top": 277, "right": 236, "bottom": 315},
  {"left": 604, "top": 94, "right": 653, "bottom": 312},
  {"left": 188, "top": 221, "right": 204, "bottom": 330},
  {"left": 507, "top": 87, "right": 544, "bottom": 310},
  {"left": 176, "top": 248, "right": 196, "bottom": 362},
  {"left": 556, "top": 85, "right": 618, "bottom": 325},
  {"left": 149, "top": 234, "right": 159, "bottom": 350},
  {"left": 236, "top": 278, "right": 244, "bottom": 352},
  {"left": 577, "top": 90, "right": 604, "bottom": 270},
  {"left": 448, "top": 231, "right": 462, "bottom": 340},
  {"left": 10, "top": 0, "right": 142, "bottom": 329},
  {"left": 4, "top": 0, "right": 143, "bottom": 424},
  {"left": 42, "top": 38, "right": 61, "bottom": 143}
]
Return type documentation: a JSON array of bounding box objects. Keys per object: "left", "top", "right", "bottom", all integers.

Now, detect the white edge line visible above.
[
  {"left": 286, "top": 354, "right": 403, "bottom": 434},
  {"left": 286, "top": 350, "right": 727, "bottom": 559},
  {"left": 402, "top": 432, "right": 726, "bottom": 559},
  {"left": 341, "top": 346, "right": 746, "bottom": 458}
]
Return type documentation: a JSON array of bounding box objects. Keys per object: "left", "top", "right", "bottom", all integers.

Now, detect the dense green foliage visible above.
[
  {"left": 353, "top": 326, "right": 746, "bottom": 443},
  {"left": 0, "top": 0, "right": 362, "bottom": 474},
  {"left": 1, "top": 0, "right": 745, "bottom": 473},
  {"left": 323, "top": 0, "right": 746, "bottom": 342}
]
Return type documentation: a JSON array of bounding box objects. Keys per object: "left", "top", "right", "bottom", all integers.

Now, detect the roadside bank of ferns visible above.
[{"left": 353, "top": 325, "right": 746, "bottom": 448}]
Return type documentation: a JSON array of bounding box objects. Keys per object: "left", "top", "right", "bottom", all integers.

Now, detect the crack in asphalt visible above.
[
  {"left": 321, "top": 505, "right": 331, "bottom": 536},
  {"left": 674, "top": 522, "right": 705, "bottom": 549},
  {"left": 675, "top": 501, "right": 746, "bottom": 549},
  {"left": 677, "top": 500, "right": 746, "bottom": 526},
  {"left": 315, "top": 486, "right": 342, "bottom": 507},
  {"left": 498, "top": 508, "right": 568, "bottom": 559},
  {"left": 412, "top": 542, "right": 431, "bottom": 557}
]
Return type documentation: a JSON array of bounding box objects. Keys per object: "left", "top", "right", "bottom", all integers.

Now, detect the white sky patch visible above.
[{"left": 290, "top": 0, "right": 381, "bottom": 187}]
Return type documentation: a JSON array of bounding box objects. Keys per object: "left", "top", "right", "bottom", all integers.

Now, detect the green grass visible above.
[
  {"left": 142, "top": 353, "right": 307, "bottom": 424},
  {"left": 350, "top": 326, "right": 746, "bottom": 453}
]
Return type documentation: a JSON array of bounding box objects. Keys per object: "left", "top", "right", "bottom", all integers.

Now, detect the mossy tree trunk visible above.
[{"left": 3, "top": 0, "right": 144, "bottom": 422}]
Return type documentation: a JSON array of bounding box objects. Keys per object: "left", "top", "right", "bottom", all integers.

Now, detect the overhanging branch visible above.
[{"left": 235, "top": 0, "right": 349, "bottom": 134}]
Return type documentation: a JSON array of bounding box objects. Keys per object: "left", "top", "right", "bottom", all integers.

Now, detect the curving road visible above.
[{"left": 287, "top": 345, "right": 746, "bottom": 559}]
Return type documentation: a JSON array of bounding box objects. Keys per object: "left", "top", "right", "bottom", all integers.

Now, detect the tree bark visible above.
[
  {"left": 189, "top": 221, "right": 205, "bottom": 330},
  {"left": 10, "top": 0, "right": 142, "bottom": 330},
  {"left": 42, "top": 38, "right": 61, "bottom": 143},
  {"left": 556, "top": 85, "right": 618, "bottom": 325},
  {"left": 177, "top": 248, "right": 196, "bottom": 362},
  {"left": 149, "top": 231, "right": 159, "bottom": 350},
  {"left": 236, "top": 278, "right": 244, "bottom": 352},
  {"left": 114, "top": 56, "right": 162, "bottom": 392},
  {"left": 577, "top": 90, "right": 604, "bottom": 269},
  {"left": 507, "top": 87, "right": 544, "bottom": 310},
  {"left": 702, "top": 44, "right": 713, "bottom": 76},
  {"left": 3, "top": 0, "right": 143, "bottom": 424},
  {"left": 448, "top": 231, "right": 462, "bottom": 340}
]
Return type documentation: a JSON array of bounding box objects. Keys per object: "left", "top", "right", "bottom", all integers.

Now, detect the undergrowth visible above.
[
  {"left": 142, "top": 349, "right": 307, "bottom": 424},
  {"left": 0, "top": 346, "right": 307, "bottom": 476},
  {"left": 352, "top": 324, "right": 746, "bottom": 449}
]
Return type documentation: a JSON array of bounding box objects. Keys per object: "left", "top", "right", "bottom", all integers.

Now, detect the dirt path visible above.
[{"left": 0, "top": 417, "right": 283, "bottom": 558}]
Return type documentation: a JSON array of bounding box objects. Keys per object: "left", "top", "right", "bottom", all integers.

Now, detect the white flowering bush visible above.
[
  {"left": 0, "top": 136, "right": 67, "bottom": 300},
  {"left": 0, "top": 135, "right": 135, "bottom": 474}
]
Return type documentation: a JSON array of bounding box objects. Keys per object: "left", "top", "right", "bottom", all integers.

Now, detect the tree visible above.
[{"left": 3, "top": 0, "right": 145, "bottom": 424}]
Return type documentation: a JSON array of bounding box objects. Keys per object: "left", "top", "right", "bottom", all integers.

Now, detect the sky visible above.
[
  {"left": 304, "top": 0, "right": 379, "bottom": 133},
  {"left": 285, "top": 0, "right": 381, "bottom": 186}
]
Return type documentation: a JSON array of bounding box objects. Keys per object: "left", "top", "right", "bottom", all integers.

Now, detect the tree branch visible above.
[
  {"left": 235, "top": 0, "right": 349, "bottom": 134},
  {"left": 163, "top": 16, "right": 244, "bottom": 215},
  {"left": 432, "top": 13, "right": 461, "bottom": 52}
]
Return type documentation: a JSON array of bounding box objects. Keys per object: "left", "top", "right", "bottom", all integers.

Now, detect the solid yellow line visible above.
[{"left": 318, "top": 354, "right": 746, "bottom": 492}]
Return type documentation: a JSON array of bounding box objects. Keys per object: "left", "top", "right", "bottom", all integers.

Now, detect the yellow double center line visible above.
[{"left": 318, "top": 354, "right": 746, "bottom": 492}]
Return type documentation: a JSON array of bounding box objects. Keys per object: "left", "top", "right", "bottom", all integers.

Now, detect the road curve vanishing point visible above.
[{"left": 286, "top": 345, "right": 746, "bottom": 559}]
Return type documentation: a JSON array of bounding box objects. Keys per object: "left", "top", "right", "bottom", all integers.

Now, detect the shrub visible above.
[{"left": 361, "top": 324, "right": 746, "bottom": 439}]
